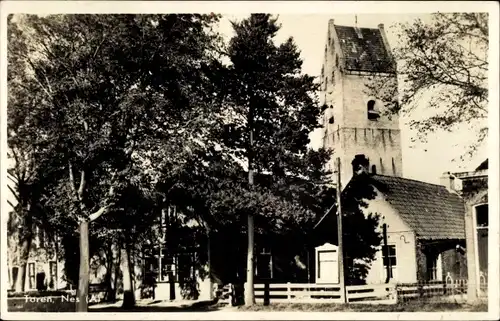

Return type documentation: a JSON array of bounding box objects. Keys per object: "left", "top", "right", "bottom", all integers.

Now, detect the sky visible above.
[
  {"left": 218, "top": 13, "right": 488, "bottom": 184},
  {"left": 1, "top": 11, "right": 489, "bottom": 190}
]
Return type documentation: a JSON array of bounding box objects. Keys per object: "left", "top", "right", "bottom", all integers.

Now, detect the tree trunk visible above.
[
  {"left": 107, "top": 239, "right": 120, "bottom": 302},
  {"left": 15, "top": 236, "right": 32, "bottom": 292},
  {"left": 244, "top": 106, "right": 255, "bottom": 306},
  {"left": 121, "top": 244, "right": 135, "bottom": 309},
  {"left": 244, "top": 213, "right": 255, "bottom": 305},
  {"left": 76, "top": 221, "right": 89, "bottom": 312}
]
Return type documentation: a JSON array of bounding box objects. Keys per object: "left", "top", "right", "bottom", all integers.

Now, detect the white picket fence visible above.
[
  {"left": 247, "top": 282, "right": 397, "bottom": 304},
  {"left": 396, "top": 273, "right": 488, "bottom": 303}
]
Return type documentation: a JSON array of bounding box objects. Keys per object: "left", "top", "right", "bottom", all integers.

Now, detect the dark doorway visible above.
[
  {"left": 476, "top": 204, "right": 488, "bottom": 291},
  {"left": 36, "top": 272, "right": 46, "bottom": 291}
]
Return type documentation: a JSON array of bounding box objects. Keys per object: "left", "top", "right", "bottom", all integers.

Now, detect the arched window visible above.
[
  {"left": 367, "top": 100, "right": 380, "bottom": 120},
  {"left": 371, "top": 165, "right": 377, "bottom": 174}
]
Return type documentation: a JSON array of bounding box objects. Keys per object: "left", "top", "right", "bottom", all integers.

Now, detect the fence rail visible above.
[
  {"left": 219, "top": 275, "right": 487, "bottom": 306},
  {"left": 397, "top": 275, "right": 487, "bottom": 304},
  {"left": 249, "top": 282, "right": 396, "bottom": 304}
]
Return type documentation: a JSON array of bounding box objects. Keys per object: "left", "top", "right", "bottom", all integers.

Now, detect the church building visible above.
[{"left": 314, "top": 20, "right": 471, "bottom": 285}]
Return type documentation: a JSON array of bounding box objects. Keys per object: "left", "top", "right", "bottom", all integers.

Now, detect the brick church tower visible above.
[{"left": 320, "top": 19, "right": 403, "bottom": 187}]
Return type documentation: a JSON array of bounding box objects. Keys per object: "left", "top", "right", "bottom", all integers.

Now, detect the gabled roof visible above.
[
  {"left": 476, "top": 159, "right": 488, "bottom": 171},
  {"left": 366, "top": 175, "right": 466, "bottom": 240},
  {"left": 334, "top": 25, "right": 395, "bottom": 73}
]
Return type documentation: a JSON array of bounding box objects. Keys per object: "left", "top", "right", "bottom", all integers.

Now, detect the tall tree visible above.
[
  {"left": 365, "top": 13, "right": 488, "bottom": 156},
  {"left": 7, "top": 15, "right": 65, "bottom": 292},
  {"left": 224, "top": 14, "right": 330, "bottom": 305},
  {"left": 8, "top": 13, "right": 223, "bottom": 310}
]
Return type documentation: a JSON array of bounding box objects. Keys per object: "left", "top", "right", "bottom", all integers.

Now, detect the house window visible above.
[
  {"left": 28, "top": 263, "right": 36, "bottom": 289},
  {"left": 476, "top": 204, "right": 488, "bottom": 228},
  {"left": 160, "top": 249, "right": 177, "bottom": 282},
  {"left": 382, "top": 245, "right": 396, "bottom": 279},
  {"left": 49, "top": 261, "right": 57, "bottom": 290},
  {"left": 256, "top": 248, "right": 273, "bottom": 279},
  {"left": 168, "top": 205, "right": 177, "bottom": 223},
  {"left": 367, "top": 100, "right": 380, "bottom": 120},
  {"left": 177, "top": 253, "right": 195, "bottom": 283}
]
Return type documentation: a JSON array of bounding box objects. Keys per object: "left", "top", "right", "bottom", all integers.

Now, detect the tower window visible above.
[
  {"left": 367, "top": 100, "right": 380, "bottom": 120},
  {"left": 371, "top": 165, "right": 377, "bottom": 174},
  {"left": 328, "top": 116, "right": 334, "bottom": 124}
]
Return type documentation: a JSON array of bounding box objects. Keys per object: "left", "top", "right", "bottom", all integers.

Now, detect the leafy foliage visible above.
[
  {"left": 7, "top": 13, "right": 224, "bottom": 303},
  {"left": 365, "top": 13, "right": 488, "bottom": 156}
]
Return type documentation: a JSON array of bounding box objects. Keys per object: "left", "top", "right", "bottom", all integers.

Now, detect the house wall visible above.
[
  {"left": 24, "top": 256, "right": 67, "bottom": 291},
  {"left": 13, "top": 237, "right": 67, "bottom": 292},
  {"left": 361, "top": 188, "right": 418, "bottom": 284}
]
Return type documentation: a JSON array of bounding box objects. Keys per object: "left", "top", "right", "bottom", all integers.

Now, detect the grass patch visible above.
[{"left": 236, "top": 301, "right": 488, "bottom": 312}]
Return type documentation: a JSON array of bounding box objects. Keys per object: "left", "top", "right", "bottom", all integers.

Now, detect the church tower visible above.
[{"left": 320, "top": 19, "right": 403, "bottom": 187}]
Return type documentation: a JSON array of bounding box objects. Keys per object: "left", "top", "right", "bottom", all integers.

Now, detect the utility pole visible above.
[
  {"left": 336, "top": 157, "right": 347, "bottom": 303},
  {"left": 245, "top": 105, "right": 255, "bottom": 306}
]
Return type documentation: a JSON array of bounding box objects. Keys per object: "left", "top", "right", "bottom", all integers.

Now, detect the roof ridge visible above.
[
  {"left": 334, "top": 24, "right": 379, "bottom": 30},
  {"left": 371, "top": 174, "right": 448, "bottom": 189}
]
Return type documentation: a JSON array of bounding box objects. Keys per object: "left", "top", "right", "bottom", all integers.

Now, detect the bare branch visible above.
[
  {"left": 88, "top": 205, "right": 110, "bottom": 222},
  {"left": 7, "top": 199, "right": 17, "bottom": 210},
  {"left": 92, "top": 35, "right": 107, "bottom": 58},
  {"left": 68, "top": 161, "right": 78, "bottom": 200},
  {"left": 7, "top": 184, "right": 21, "bottom": 204},
  {"left": 77, "top": 169, "right": 86, "bottom": 200}
]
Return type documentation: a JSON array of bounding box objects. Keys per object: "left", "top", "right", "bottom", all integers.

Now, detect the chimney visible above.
[
  {"left": 352, "top": 154, "right": 370, "bottom": 176},
  {"left": 440, "top": 172, "right": 456, "bottom": 192}
]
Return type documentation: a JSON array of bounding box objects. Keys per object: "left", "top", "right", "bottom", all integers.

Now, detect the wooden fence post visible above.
[
  {"left": 287, "top": 282, "right": 291, "bottom": 302},
  {"left": 264, "top": 282, "right": 270, "bottom": 306}
]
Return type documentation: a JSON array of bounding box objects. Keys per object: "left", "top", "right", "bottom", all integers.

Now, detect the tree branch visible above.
[
  {"left": 7, "top": 199, "right": 17, "bottom": 210},
  {"left": 7, "top": 184, "right": 20, "bottom": 204},
  {"left": 68, "top": 161, "right": 78, "bottom": 200},
  {"left": 88, "top": 205, "right": 110, "bottom": 222},
  {"left": 92, "top": 35, "right": 107, "bottom": 58},
  {"left": 77, "top": 169, "right": 86, "bottom": 200}
]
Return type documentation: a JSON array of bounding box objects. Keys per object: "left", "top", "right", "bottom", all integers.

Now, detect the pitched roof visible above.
[
  {"left": 368, "top": 175, "right": 466, "bottom": 240},
  {"left": 334, "top": 25, "right": 395, "bottom": 73},
  {"left": 476, "top": 159, "right": 488, "bottom": 171}
]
